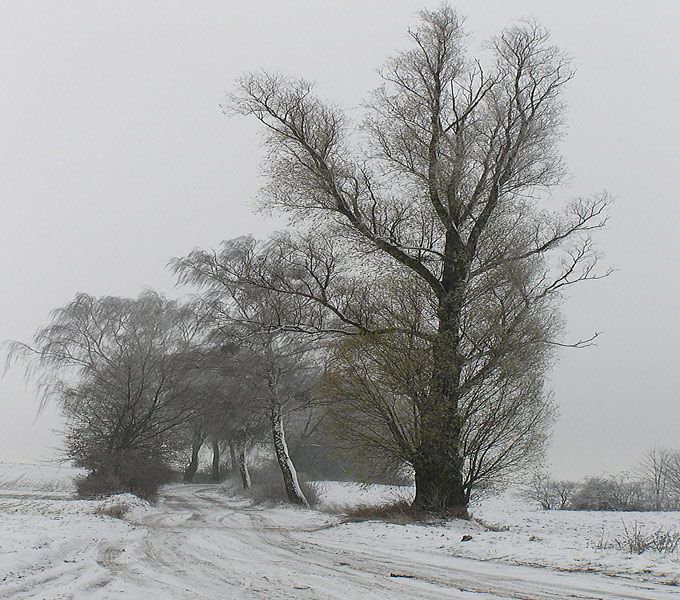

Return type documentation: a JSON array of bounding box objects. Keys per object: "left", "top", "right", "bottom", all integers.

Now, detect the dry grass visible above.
[
  {"left": 343, "top": 498, "right": 416, "bottom": 524},
  {"left": 94, "top": 502, "right": 129, "bottom": 519},
  {"left": 245, "top": 479, "right": 325, "bottom": 508},
  {"left": 341, "top": 498, "right": 470, "bottom": 524},
  {"left": 473, "top": 517, "right": 510, "bottom": 532},
  {"left": 615, "top": 522, "right": 680, "bottom": 554}
]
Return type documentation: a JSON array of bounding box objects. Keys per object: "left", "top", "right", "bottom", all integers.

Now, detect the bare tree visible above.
[
  {"left": 179, "top": 6, "right": 608, "bottom": 513},
  {"left": 183, "top": 423, "right": 206, "bottom": 483},
  {"left": 526, "top": 470, "right": 577, "bottom": 510},
  {"left": 178, "top": 370, "right": 230, "bottom": 483},
  {"left": 665, "top": 453, "right": 680, "bottom": 506},
  {"left": 7, "top": 291, "right": 204, "bottom": 497},
  {"left": 176, "top": 340, "right": 269, "bottom": 487},
  {"left": 636, "top": 447, "right": 678, "bottom": 510}
]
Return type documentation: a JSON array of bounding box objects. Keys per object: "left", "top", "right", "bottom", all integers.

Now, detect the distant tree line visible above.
[{"left": 528, "top": 448, "right": 680, "bottom": 511}]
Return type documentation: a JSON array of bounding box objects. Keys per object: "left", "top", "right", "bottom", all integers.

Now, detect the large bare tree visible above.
[{"left": 179, "top": 6, "right": 608, "bottom": 513}]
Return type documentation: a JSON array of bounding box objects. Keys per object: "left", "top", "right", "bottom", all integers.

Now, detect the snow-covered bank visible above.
[
  {"left": 2, "top": 464, "right": 680, "bottom": 598},
  {"left": 316, "top": 482, "right": 680, "bottom": 586},
  {"left": 315, "top": 480, "right": 414, "bottom": 513}
]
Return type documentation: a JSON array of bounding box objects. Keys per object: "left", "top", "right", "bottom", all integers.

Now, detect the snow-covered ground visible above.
[
  {"left": 1, "top": 463, "right": 680, "bottom": 599},
  {"left": 320, "top": 481, "right": 680, "bottom": 586},
  {"left": 0, "top": 462, "right": 84, "bottom": 497}
]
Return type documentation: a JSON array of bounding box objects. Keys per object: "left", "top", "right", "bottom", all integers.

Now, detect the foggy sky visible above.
[{"left": 2, "top": 0, "right": 678, "bottom": 480}]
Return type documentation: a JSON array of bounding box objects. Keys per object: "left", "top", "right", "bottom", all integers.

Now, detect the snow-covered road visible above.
[{"left": 3, "top": 481, "right": 679, "bottom": 599}]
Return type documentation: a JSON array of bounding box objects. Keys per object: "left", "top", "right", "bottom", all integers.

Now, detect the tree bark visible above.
[
  {"left": 211, "top": 439, "right": 221, "bottom": 482},
  {"left": 271, "top": 403, "right": 308, "bottom": 507},
  {"left": 183, "top": 432, "right": 204, "bottom": 483},
  {"left": 412, "top": 247, "right": 469, "bottom": 515},
  {"left": 238, "top": 445, "right": 251, "bottom": 490},
  {"left": 412, "top": 398, "right": 468, "bottom": 515}
]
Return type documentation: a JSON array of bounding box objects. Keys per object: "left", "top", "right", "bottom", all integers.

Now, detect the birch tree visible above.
[{"left": 172, "top": 262, "right": 318, "bottom": 507}]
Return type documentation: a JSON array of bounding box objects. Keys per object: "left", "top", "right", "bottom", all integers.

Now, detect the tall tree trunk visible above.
[
  {"left": 238, "top": 445, "right": 251, "bottom": 490},
  {"left": 412, "top": 250, "right": 469, "bottom": 516},
  {"left": 271, "top": 403, "right": 308, "bottom": 507},
  {"left": 229, "top": 441, "right": 237, "bottom": 472},
  {"left": 412, "top": 396, "right": 467, "bottom": 515},
  {"left": 183, "top": 431, "right": 204, "bottom": 483},
  {"left": 211, "top": 439, "right": 221, "bottom": 482}
]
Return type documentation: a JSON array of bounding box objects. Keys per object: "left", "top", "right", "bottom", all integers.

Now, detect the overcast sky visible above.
[{"left": 1, "top": 1, "right": 678, "bottom": 480}]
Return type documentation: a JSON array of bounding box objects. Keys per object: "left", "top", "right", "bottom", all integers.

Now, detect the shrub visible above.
[
  {"left": 532, "top": 466, "right": 680, "bottom": 513},
  {"left": 299, "top": 479, "right": 325, "bottom": 507},
  {"left": 75, "top": 448, "right": 176, "bottom": 501},
  {"left": 569, "top": 476, "right": 649, "bottom": 511},
  {"left": 77, "top": 473, "right": 124, "bottom": 499},
  {"left": 526, "top": 471, "right": 577, "bottom": 510},
  {"left": 244, "top": 478, "right": 325, "bottom": 508},
  {"left": 614, "top": 521, "right": 680, "bottom": 554}
]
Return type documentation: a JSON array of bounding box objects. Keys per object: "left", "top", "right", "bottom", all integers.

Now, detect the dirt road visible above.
[{"left": 3, "top": 483, "right": 679, "bottom": 599}]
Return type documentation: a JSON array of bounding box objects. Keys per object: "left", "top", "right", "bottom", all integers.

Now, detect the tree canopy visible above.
[{"left": 178, "top": 5, "right": 609, "bottom": 512}]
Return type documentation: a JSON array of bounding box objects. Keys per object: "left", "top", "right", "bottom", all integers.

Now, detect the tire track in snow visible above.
[
  {"left": 5, "top": 483, "right": 680, "bottom": 599},
  {"left": 123, "top": 484, "right": 680, "bottom": 599}
]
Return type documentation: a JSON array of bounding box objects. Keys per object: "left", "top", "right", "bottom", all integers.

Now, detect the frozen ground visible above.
[{"left": 1, "top": 463, "right": 680, "bottom": 599}]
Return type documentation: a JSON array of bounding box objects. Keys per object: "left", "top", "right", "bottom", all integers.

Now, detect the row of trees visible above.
[
  {"left": 7, "top": 5, "right": 608, "bottom": 513},
  {"left": 530, "top": 448, "right": 680, "bottom": 511},
  {"left": 7, "top": 290, "right": 325, "bottom": 502}
]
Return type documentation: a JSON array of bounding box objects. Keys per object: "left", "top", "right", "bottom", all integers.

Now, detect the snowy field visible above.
[
  {"left": 0, "top": 462, "right": 85, "bottom": 497},
  {"left": 1, "top": 463, "right": 680, "bottom": 599}
]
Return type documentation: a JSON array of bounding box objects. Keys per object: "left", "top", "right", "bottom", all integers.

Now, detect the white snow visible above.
[
  {"left": 315, "top": 480, "right": 414, "bottom": 513},
  {"left": 2, "top": 463, "right": 680, "bottom": 599},
  {"left": 0, "top": 461, "right": 84, "bottom": 496},
  {"left": 318, "top": 482, "right": 680, "bottom": 587}
]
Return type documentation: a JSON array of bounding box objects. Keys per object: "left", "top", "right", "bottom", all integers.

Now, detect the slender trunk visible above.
[
  {"left": 183, "top": 433, "right": 204, "bottom": 483},
  {"left": 109, "top": 445, "right": 125, "bottom": 479},
  {"left": 264, "top": 352, "right": 308, "bottom": 507},
  {"left": 229, "top": 441, "right": 237, "bottom": 472},
  {"left": 412, "top": 240, "right": 469, "bottom": 516},
  {"left": 271, "top": 403, "right": 308, "bottom": 507},
  {"left": 211, "top": 439, "right": 221, "bottom": 482},
  {"left": 238, "top": 445, "right": 251, "bottom": 490}
]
